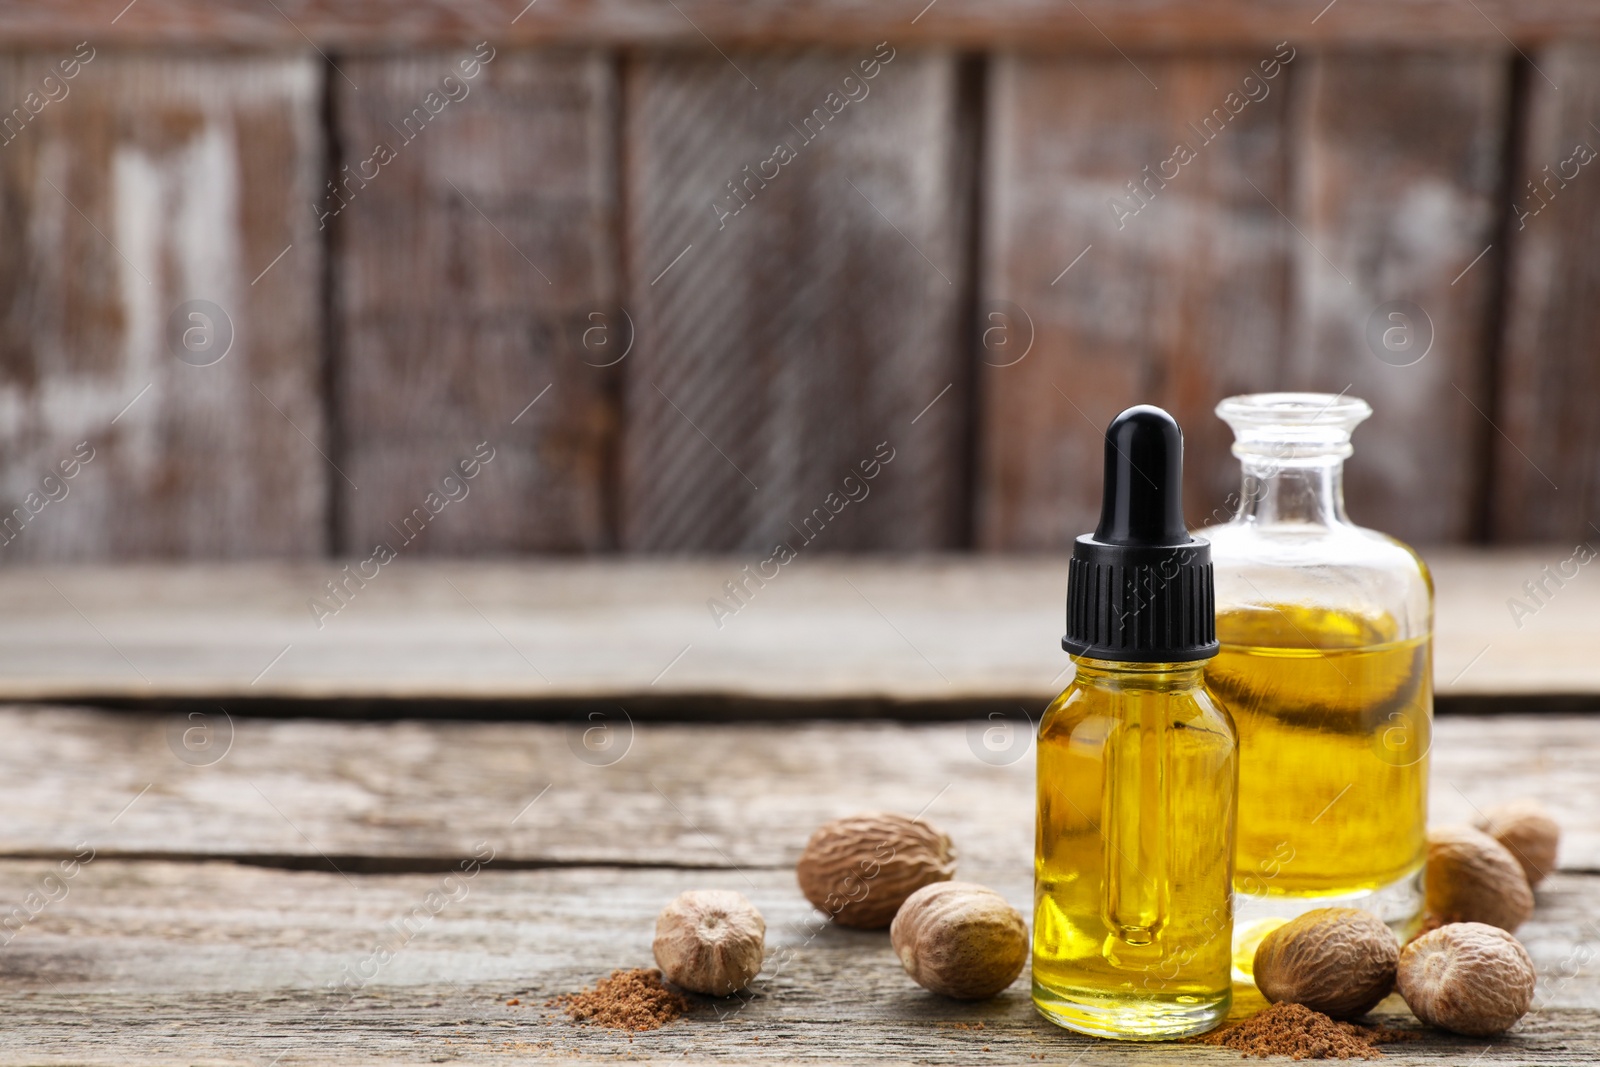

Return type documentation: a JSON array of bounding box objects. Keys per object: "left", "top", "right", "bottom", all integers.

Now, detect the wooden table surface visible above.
[
  {"left": 0, "top": 704, "right": 1594, "bottom": 1065},
  {"left": 0, "top": 551, "right": 1595, "bottom": 710},
  {"left": 2, "top": 554, "right": 1596, "bottom": 1063}
]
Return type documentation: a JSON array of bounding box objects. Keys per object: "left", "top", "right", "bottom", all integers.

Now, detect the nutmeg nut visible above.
[
  {"left": 1426, "top": 825, "right": 1534, "bottom": 932},
  {"left": 1252, "top": 907, "right": 1399, "bottom": 1019},
  {"left": 890, "top": 881, "right": 1028, "bottom": 999},
  {"left": 1473, "top": 799, "right": 1560, "bottom": 888},
  {"left": 1397, "top": 922, "right": 1536, "bottom": 1036},
  {"left": 652, "top": 889, "right": 765, "bottom": 995},
  {"left": 796, "top": 812, "right": 956, "bottom": 929}
]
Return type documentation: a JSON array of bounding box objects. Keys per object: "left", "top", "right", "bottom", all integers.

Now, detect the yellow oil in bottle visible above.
[
  {"left": 1204, "top": 604, "right": 1430, "bottom": 968},
  {"left": 1033, "top": 659, "right": 1237, "bottom": 1039}
]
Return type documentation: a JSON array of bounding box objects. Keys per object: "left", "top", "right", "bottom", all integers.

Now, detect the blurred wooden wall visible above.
[{"left": 0, "top": 2, "right": 1596, "bottom": 559}]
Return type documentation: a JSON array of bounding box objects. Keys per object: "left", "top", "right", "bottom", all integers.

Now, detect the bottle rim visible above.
[
  {"left": 1215, "top": 392, "right": 1372, "bottom": 428},
  {"left": 1216, "top": 392, "right": 1371, "bottom": 462}
]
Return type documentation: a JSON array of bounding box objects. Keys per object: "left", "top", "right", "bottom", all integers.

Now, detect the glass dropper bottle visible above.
[{"left": 1033, "top": 405, "right": 1238, "bottom": 1040}]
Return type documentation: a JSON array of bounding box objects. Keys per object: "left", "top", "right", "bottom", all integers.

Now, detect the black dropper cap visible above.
[{"left": 1062, "top": 405, "right": 1219, "bottom": 662}]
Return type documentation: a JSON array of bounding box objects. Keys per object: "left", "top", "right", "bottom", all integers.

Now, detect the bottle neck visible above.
[
  {"left": 1071, "top": 657, "right": 1208, "bottom": 690},
  {"left": 1236, "top": 457, "right": 1348, "bottom": 527}
]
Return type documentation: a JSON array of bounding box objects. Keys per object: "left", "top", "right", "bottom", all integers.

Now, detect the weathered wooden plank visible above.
[
  {"left": 1, "top": 707, "right": 1595, "bottom": 873},
  {"left": 4, "top": 1, "right": 1600, "bottom": 49},
  {"left": 0, "top": 707, "right": 1033, "bottom": 872},
  {"left": 619, "top": 49, "right": 969, "bottom": 552},
  {"left": 0, "top": 861, "right": 1592, "bottom": 1062},
  {"left": 1493, "top": 46, "right": 1600, "bottom": 543},
  {"left": 0, "top": 864, "right": 1047, "bottom": 996},
  {"left": 1287, "top": 51, "right": 1509, "bottom": 544},
  {"left": 0, "top": 553, "right": 1591, "bottom": 702},
  {"left": 0, "top": 54, "right": 326, "bottom": 559},
  {"left": 333, "top": 50, "right": 617, "bottom": 554},
  {"left": 0, "top": 698, "right": 1595, "bottom": 1061},
  {"left": 976, "top": 52, "right": 1293, "bottom": 548}
]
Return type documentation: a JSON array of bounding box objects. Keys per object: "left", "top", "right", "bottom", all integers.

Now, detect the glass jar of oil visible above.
[{"left": 1203, "top": 393, "right": 1432, "bottom": 972}]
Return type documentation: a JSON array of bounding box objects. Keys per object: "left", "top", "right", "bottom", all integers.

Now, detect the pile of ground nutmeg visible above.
[
  {"left": 1194, "top": 1003, "right": 1421, "bottom": 1060},
  {"left": 547, "top": 968, "right": 691, "bottom": 1032}
]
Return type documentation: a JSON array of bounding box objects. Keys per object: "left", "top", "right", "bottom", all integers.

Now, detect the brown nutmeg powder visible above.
[
  {"left": 1194, "top": 1002, "right": 1421, "bottom": 1060},
  {"left": 547, "top": 968, "right": 690, "bottom": 1032}
]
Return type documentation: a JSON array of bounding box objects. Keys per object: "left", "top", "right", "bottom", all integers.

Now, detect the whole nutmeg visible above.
[
  {"left": 796, "top": 812, "right": 956, "bottom": 929},
  {"left": 1473, "top": 799, "right": 1560, "bottom": 888},
  {"left": 652, "top": 890, "right": 765, "bottom": 995},
  {"left": 1397, "top": 922, "right": 1536, "bottom": 1036},
  {"left": 1426, "top": 826, "right": 1534, "bottom": 932},
  {"left": 1252, "top": 908, "right": 1399, "bottom": 1019},
  {"left": 890, "top": 881, "right": 1028, "bottom": 999}
]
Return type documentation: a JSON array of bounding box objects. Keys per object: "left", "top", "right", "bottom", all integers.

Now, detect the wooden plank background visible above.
[
  {"left": 0, "top": 39, "right": 1596, "bottom": 558},
  {"left": 1494, "top": 45, "right": 1600, "bottom": 543},
  {"left": 620, "top": 49, "right": 970, "bottom": 551},
  {"left": 975, "top": 53, "right": 1293, "bottom": 549},
  {"left": 1287, "top": 52, "right": 1508, "bottom": 544},
  {"left": 332, "top": 49, "right": 619, "bottom": 555},
  {"left": 0, "top": 54, "right": 326, "bottom": 560},
  {"left": 7, "top": 1, "right": 1600, "bottom": 49}
]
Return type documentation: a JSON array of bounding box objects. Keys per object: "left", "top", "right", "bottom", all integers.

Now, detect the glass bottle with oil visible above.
[
  {"left": 1202, "top": 393, "right": 1432, "bottom": 973},
  {"left": 1034, "top": 405, "right": 1238, "bottom": 1040}
]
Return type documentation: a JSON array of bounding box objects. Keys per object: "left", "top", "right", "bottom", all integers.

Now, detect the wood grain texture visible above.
[
  {"left": 619, "top": 49, "right": 970, "bottom": 552},
  {"left": 1288, "top": 51, "right": 1509, "bottom": 544},
  {"left": 0, "top": 552, "right": 1592, "bottom": 703},
  {"left": 976, "top": 53, "right": 1292, "bottom": 548},
  {"left": 0, "top": 860, "right": 1592, "bottom": 1062},
  {"left": 0, "top": 705, "right": 1595, "bottom": 1063},
  {"left": 0, "top": 706, "right": 1036, "bottom": 872},
  {"left": 1, "top": 706, "right": 1595, "bottom": 872},
  {"left": 5, "top": 1, "right": 1600, "bottom": 49},
  {"left": 1493, "top": 46, "right": 1600, "bottom": 543},
  {"left": 0, "top": 54, "right": 326, "bottom": 559},
  {"left": 333, "top": 50, "right": 618, "bottom": 554}
]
